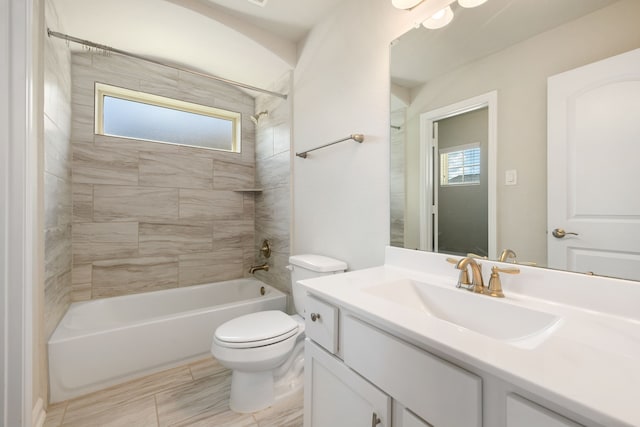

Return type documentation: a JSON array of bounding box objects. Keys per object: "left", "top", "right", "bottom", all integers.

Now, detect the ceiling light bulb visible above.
[
  {"left": 392, "top": 0, "right": 423, "bottom": 10},
  {"left": 422, "top": 6, "right": 454, "bottom": 29},
  {"left": 458, "top": 0, "right": 488, "bottom": 8}
]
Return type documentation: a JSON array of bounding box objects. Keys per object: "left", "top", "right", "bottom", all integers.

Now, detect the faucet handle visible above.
[
  {"left": 446, "top": 258, "right": 471, "bottom": 288},
  {"left": 466, "top": 252, "right": 488, "bottom": 260},
  {"left": 493, "top": 266, "right": 520, "bottom": 275},
  {"left": 487, "top": 266, "right": 520, "bottom": 298}
]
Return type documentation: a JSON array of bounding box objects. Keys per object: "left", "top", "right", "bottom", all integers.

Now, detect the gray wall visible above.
[
  {"left": 437, "top": 108, "right": 488, "bottom": 256},
  {"left": 70, "top": 53, "right": 257, "bottom": 300},
  {"left": 252, "top": 73, "right": 292, "bottom": 303}
]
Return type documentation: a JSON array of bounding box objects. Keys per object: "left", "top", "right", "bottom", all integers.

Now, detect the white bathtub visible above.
[{"left": 48, "top": 277, "right": 286, "bottom": 402}]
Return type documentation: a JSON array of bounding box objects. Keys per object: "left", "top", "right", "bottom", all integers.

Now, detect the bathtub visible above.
[{"left": 48, "top": 277, "right": 286, "bottom": 402}]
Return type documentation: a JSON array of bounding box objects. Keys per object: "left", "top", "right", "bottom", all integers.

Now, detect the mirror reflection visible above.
[{"left": 390, "top": 0, "right": 640, "bottom": 280}]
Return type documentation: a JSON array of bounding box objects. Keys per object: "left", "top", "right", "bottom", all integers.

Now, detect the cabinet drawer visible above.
[
  {"left": 506, "top": 394, "right": 582, "bottom": 427},
  {"left": 305, "top": 295, "right": 338, "bottom": 354},
  {"left": 343, "top": 316, "right": 482, "bottom": 427}
]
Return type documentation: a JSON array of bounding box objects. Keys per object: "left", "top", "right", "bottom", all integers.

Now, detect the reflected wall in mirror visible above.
[{"left": 390, "top": 0, "right": 640, "bottom": 280}]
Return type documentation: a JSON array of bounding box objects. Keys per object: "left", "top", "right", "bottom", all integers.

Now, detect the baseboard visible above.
[{"left": 32, "top": 398, "right": 46, "bottom": 427}]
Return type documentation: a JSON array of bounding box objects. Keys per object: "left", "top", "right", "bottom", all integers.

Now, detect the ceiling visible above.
[
  {"left": 390, "top": 0, "right": 617, "bottom": 89},
  {"left": 50, "top": 0, "right": 344, "bottom": 96},
  {"left": 201, "top": 0, "right": 344, "bottom": 42}
]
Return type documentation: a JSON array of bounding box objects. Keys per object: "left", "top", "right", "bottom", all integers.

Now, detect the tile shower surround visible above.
[
  {"left": 44, "top": 2, "right": 73, "bottom": 339},
  {"left": 70, "top": 52, "right": 258, "bottom": 301},
  {"left": 252, "top": 73, "right": 292, "bottom": 297}
]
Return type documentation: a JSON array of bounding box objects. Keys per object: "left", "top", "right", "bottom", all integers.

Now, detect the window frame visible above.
[{"left": 94, "top": 82, "right": 242, "bottom": 153}]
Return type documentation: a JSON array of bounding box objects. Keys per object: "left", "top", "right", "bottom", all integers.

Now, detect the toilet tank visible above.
[{"left": 289, "top": 254, "right": 347, "bottom": 317}]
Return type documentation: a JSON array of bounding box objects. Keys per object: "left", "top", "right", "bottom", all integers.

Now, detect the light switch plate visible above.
[{"left": 505, "top": 169, "right": 517, "bottom": 185}]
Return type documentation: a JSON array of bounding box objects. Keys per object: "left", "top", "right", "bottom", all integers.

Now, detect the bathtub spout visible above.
[{"left": 249, "top": 263, "right": 269, "bottom": 274}]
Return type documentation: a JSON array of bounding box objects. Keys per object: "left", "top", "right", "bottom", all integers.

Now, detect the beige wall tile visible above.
[
  {"left": 71, "top": 282, "right": 92, "bottom": 302},
  {"left": 72, "top": 263, "right": 92, "bottom": 285},
  {"left": 72, "top": 222, "right": 139, "bottom": 264},
  {"left": 139, "top": 151, "right": 213, "bottom": 189},
  {"left": 179, "top": 189, "right": 243, "bottom": 221},
  {"left": 242, "top": 193, "right": 255, "bottom": 220},
  {"left": 73, "top": 143, "right": 139, "bottom": 185},
  {"left": 92, "top": 256, "right": 178, "bottom": 297},
  {"left": 212, "top": 220, "right": 253, "bottom": 250},
  {"left": 94, "top": 185, "right": 179, "bottom": 222},
  {"left": 178, "top": 249, "right": 243, "bottom": 287},
  {"left": 212, "top": 160, "right": 254, "bottom": 189},
  {"left": 72, "top": 222, "right": 138, "bottom": 243},
  {"left": 44, "top": 270, "right": 71, "bottom": 339},
  {"left": 68, "top": 51, "right": 261, "bottom": 300},
  {"left": 72, "top": 183, "right": 93, "bottom": 223},
  {"left": 139, "top": 222, "right": 213, "bottom": 256}
]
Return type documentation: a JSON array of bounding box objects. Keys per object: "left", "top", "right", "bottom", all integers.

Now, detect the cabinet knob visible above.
[
  {"left": 372, "top": 412, "right": 381, "bottom": 426},
  {"left": 310, "top": 313, "right": 321, "bottom": 322}
]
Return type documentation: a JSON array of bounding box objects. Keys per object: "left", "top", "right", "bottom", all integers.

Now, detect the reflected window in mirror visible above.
[{"left": 440, "top": 144, "right": 481, "bottom": 186}]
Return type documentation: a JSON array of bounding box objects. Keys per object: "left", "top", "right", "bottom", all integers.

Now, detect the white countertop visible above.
[{"left": 298, "top": 247, "right": 640, "bottom": 427}]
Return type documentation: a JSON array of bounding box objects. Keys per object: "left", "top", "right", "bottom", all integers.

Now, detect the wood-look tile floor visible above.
[{"left": 44, "top": 356, "right": 303, "bottom": 427}]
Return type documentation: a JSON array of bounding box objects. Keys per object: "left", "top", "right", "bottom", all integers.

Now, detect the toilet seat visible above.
[{"left": 214, "top": 310, "right": 299, "bottom": 349}]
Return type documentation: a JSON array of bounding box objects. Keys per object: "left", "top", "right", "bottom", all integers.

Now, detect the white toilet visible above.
[{"left": 211, "top": 254, "right": 347, "bottom": 413}]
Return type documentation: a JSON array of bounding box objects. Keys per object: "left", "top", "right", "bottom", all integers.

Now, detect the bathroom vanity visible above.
[{"left": 300, "top": 247, "right": 640, "bottom": 427}]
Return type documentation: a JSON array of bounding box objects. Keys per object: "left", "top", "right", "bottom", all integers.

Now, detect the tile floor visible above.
[{"left": 44, "top": 356, "right": 303, "bottom": 427}]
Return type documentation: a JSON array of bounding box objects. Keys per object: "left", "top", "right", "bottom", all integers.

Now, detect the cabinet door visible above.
[
  {"left": 304, "top": 340, "right": 391, "bottom": 427},
  {"left": 401, "top": 408, "right": 433, "bottom": 427},
  {"left": 506, "top": 394, "right": 582, "bottom": 427}
]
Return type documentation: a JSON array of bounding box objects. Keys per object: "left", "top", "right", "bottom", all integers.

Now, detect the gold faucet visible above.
[
  {"left": 454, "top": 257, "right": 485, "bottom": 293},
  {"left": 498, "top": 249, "right": 517, "bottom": 263},
  {"left": 487, "top": 265, "right": 520, "bottom": 297},
  {"left": 249, "top": 263, "right": 269, "bottom": 274}
]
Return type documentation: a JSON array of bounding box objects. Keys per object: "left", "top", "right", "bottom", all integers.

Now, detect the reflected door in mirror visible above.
[{"left": 547, "top": 48, "right": 640, "bottom": 281}]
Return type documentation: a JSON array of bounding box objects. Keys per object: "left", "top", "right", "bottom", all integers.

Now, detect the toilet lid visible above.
[{"left": 215, "top": 310, "right": 298, "bottom": 348}]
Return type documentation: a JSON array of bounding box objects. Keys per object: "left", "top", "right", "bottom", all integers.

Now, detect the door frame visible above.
[
  {"left": 419, "top": 91, "right": 497, "bottom": 256},
  {"left": 2, "top": 0, "right": 37, "bottom": 425}
]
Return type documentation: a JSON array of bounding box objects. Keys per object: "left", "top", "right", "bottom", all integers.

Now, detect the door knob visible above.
[
  {"left": 552, "top": 228, "right": 579, "bottom": 238},
  {"left": 310, "top": 313, "right": 321, "bottom": 322}
]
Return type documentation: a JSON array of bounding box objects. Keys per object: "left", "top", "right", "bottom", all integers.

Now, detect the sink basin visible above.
[{"left": 364, "top": 278, "right": 561, "bottom": 346}]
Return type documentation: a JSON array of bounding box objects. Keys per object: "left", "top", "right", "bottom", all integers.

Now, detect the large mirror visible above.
[{"left": 390, "top": 0, "right": 640, "bottom": 280}]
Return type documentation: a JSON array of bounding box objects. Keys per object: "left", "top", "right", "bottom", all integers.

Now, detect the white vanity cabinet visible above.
[
  {"left": 304, "top": 340, "right": 391, "bottom": 427},
  {"left": 505, "top": 394, "right": 582, "bottom": 427},
  {"left": 342, "top": 315, "right": 482, "bottom": 427},
  {"left": 304, "top": 295, "right": 481, "bottom": 427}
]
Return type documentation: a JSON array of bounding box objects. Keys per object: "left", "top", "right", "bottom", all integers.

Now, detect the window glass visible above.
[
  {"left": 440, "top": 143, "right": 481, "bottom": 186},
  {"left": 96, "top": 83, "right": 241, "bottom": 152}
]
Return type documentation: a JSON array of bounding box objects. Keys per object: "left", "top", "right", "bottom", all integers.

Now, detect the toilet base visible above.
[
  {"left": 227, "top": 339, "right": 305, "bottom": 413},
  {"left": 229, "top": 370, "right": 274, "bottom": 413}
]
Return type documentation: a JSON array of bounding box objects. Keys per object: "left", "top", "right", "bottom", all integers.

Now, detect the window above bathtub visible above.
[{"left": 94, "top": 83, "right": 242, "bottom": 152}]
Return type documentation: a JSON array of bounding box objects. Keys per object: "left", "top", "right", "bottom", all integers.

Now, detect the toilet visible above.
[{"left": 211, "top": 254, "right": 347, "bottom": 413}]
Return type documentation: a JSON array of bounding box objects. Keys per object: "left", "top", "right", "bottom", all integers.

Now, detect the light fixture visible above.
[
  {"left": 422, "top": 6, "right": 454, "bottom": 29},
  {"left": 391, "top": 0, "right": 423, "bottom": 9},
  {"left": 458, "top": 0, "right": 488, "bottom": 8}
]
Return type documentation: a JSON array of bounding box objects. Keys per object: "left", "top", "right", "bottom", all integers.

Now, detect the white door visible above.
[{"left": 547, "top": 48, "right": 640, "bottom": 280}]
